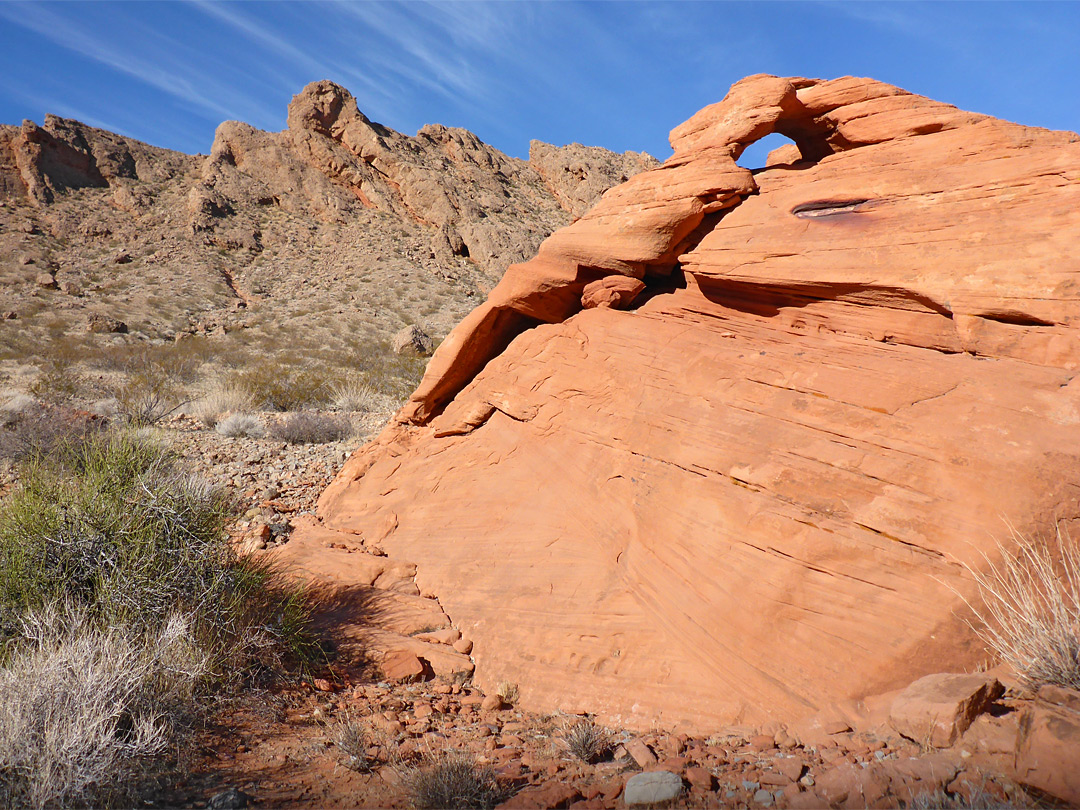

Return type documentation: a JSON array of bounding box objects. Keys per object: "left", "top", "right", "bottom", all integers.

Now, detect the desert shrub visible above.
[
  {"left": 215, "top": 413, "right": 264, "bottom": 439},
  {"left": 192, "top": 379, "right": 256, "bottom": 428},
  {"left": 403, "top": 751, "right": 509, "bottom": 810},
  {"left": 268, "top": 411, "right": 352, "bottom": 444},
  {"left": 235, "top": 361, "right": 328, "bottom": 411},
  {"left": 562, "top": 718, "right": 611, "bottom": 763},
  {"left": 0, "top": 404, "right": 105, "bottom": 463},
  {"left": 90, "top": 341, "right": 213, "bottom": 383},
  {"left": 28, "top": 361, "right": 86, "bottom": 404},
  {"left": 963, "top": 527, "right": 1080, "bottom": 690},
  {"left": 908, "top": 786, "right": 1017, "bottom": 809},
  {"left": 110, "top": 364, "right": 186, "bottom": 426},
  {"left": 0, "top": 605, "right": 207, "bottom": 809},
  {"left": 0, "top": 431, "right": 317, "bottom": 673},
  {"left": 0, "top": 395, "right": 38, "bottom": 427}
]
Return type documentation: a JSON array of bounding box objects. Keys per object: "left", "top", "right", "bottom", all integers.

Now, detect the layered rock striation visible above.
[{"left": 303, "top": 75, "right": 1080, "bottom": 732}]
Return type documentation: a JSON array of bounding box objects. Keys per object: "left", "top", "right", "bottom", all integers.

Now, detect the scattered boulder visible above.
[
  {"left": 34, "top": 272, "right": 56, "bottom": 289},
  {"left": 392, "top": 324, "right": 434, "bottom": 356},
  {"left": 86, "top": 313, "right": 128, "bottom": 334},
  {"left": 890, "top": 673, "right": 1004, "bottom": 748},
  {"left": 622, "top": 771, "right": 683, "bottom": 806}
]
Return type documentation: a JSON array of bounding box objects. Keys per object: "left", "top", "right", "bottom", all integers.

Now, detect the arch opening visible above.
[{"left": 736, "top": 132, "right": 798, "bottom": 171}]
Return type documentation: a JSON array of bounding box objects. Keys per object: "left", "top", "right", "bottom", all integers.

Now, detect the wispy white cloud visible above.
[{"left": 0, "top": 3, "right": 248, "bottom": 121}]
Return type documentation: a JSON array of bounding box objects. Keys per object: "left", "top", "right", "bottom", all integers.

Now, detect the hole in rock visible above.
[
  {"left": 792, "top": 199, "right": 872, "bottom": 219},
  {"left": 736, "top": 132, "right": 801, "bottom": 171}
]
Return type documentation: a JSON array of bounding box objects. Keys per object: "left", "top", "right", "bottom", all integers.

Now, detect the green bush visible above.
[
  {"left": 235, "top": 361, "right": 329, "bottom": 411},
  {"left": 0, "top": 431, "right": 317, "bottom": 675}
]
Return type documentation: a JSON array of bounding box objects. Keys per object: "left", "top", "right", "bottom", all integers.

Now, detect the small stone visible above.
[
  {"left": 753, "top": 788, "right": 774, "bottom": 805},
  {"left": 35, "top": 272, "right": 57, "bottom": 289},
  {"left": 623, "top": 771, "right": 683, "bottom": 806},
  {"left": 750, "top": 734, "right": 777, "bottom": 751},
  {"left": 625, "top": 738, "right": 658, "bottom": 768},
  {"left": 453, "top": 637, "right": 473, "bottom": 655},
  {"left": 481, "top": 694, "right": 505, "bottom": 712},
  {"left": 776, "top": 758, "right": 805, "bottom": 782},
  {"left": 685, "top": 766, "right": 715, "bottom": 791}
]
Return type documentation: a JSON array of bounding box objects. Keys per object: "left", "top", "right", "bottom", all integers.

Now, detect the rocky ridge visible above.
[
  {"left": 0, "top": 81, "right": 655, "bottom": 383},
  {"left": 296, "top": 73, "right": 1080, "bottom": 750}
]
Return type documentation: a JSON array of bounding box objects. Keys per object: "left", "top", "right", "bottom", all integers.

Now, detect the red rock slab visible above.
[
  {"left": 889, "top": 673, "right": 1003, "bottom": 748},
  {"left": 1015, "top": 702, "right": 1080, "bottom": 803},
  {"left": 305, "top": 75, "right": 1080, "bottom": 736}
]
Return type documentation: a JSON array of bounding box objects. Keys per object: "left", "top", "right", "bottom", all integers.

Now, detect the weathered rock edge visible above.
[{"left": 303, "top": 75, "right": 1080, "bottom": 733}]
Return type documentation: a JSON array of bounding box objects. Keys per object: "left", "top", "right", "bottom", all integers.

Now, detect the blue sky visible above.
[{"left": 0, "top": 1, "right": 1077, "bottom": 167}]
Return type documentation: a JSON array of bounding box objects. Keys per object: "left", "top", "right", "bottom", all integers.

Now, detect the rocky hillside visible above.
[
  {"left": 297, "top": 73, "right": 1080, "bottom": 738},
  {"left": 0, "top": 80, "right": 655, "bottom": 397}
]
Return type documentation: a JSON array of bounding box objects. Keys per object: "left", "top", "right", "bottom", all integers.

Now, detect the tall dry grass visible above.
[{"left": 963, "top": 527, "right": 1080, "bottom": 690}]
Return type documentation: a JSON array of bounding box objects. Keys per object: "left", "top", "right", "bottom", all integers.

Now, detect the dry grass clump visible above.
[
  {"left": 561, "top": 717, "right": 612, "bottom": 763},
  {"left": 330, "top": 714, "right": 374, "bottom": 773},
  {"left": 192, "top": 379, "right": 257, "bottom": 428},
  {"left": 908, "top": 786, "right": 1018, "bottom": 809},
  {"left": 27, "top": 361, "right": 86, "bottom": 404},
  {"left": 495, "top": 680, "right": 519, "bottom": 705},
  {"left": 215, "top": 413, "right": 264, "bottom": 439},
  {"left": 0, "top": 605, "right": 207, "bottom": 809},
  {"left": 963, "top": 527, "right": 1080, "bottom": 690},
  {"left": 403, "top": 750, "right": 510, "bottom": 810},
  {"left": 329, "top": 375, "right": 395, "bottom": 413},
  {"left": 268, "top": 411, "right": 352, "bottom": 444}
]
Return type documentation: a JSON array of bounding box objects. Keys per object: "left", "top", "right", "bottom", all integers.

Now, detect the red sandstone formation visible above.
[{"left": 295, "top": 75, "right": 1080, "bottom": 733}]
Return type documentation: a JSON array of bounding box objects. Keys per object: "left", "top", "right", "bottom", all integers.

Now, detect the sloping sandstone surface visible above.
[{"left": 298, "top": 75, "right": 1080, "bottom": 733}]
